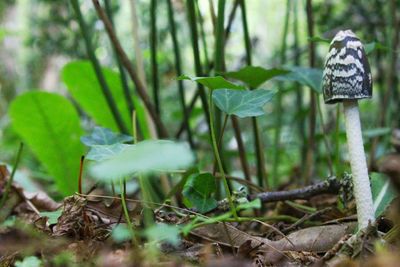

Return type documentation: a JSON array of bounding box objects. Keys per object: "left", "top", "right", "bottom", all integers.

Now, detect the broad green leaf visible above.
[
  {"left": 276, "top": 67, "right": 323, "bottom": 93},
  {"left": 9, "top": 91, "right": 84, "bottom": 195},
  {"left": 225, "top": 66, "right": 289, "bottom": 88},
  {"left": 81, "top": 126, "right": 133, "bottom": 146},
  {"left": 40, "top": 210, "right": 62, "bottom": 224},
  {"left": 62, "top": 60, "right": 131, "bottom": 132},
  {"left": 86, "top": 144, "right": 130, "bottom": 161},
  {"left": 145, "top": 223, "right": 181, "bottom": 246},
  {"left": 90, "top": 140, "right": 194, "bottom": 182},
  {"left": 183, "top": 173, "right": 217, "bottom": 213},
  {"left": 371, "top": 172, "right": 397, "bottom": 217},
  {"left": 177, "top": 75, "right": 244, "bottom": 90},
  {"left": 212, "top": 88, "right": 276, "bottom": 118}
]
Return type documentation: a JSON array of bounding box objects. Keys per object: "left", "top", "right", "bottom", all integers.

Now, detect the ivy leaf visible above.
[
  {"left": 276, "top": 67, "right": 323, "bottom": 93},
  {"left": 9, "top": 91, "right": 84, "bottom": 195},
  {"left": 90, "top": 140, "right": 194, "bottom": 182},
  {"left": 86, "top": 144, "right": 130, "bottom": 161},
  {"left": 225, "top": 66, "right": 289, "bottom": 88},
  {"left": 371, "top": 172, "right": 398, "bottom": 218},
  {"left": 81, "top": 126, "right": 133, "bottom": 146},
  {"left": 177, "top": 75, "right": 244, "bottom": 90},
  {"left": 182, "top": 173, "right": 217, "bottom": 213},
  {"left": 212, "top": 88, "right": 276, "bottom": 118},
  {"left": 40, "top": 210, "right": 62, "bottom": 225}
]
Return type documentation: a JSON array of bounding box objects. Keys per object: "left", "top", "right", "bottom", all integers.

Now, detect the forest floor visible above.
[{"left": 0, "top": 164, "right": 399, "bottom": 267}]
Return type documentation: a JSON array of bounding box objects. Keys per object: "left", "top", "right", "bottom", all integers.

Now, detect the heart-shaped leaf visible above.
[
  {"left": 9, "top": 91, "right": 84, "bottom": 195},
  {"left": 81, "top": 126, "right": 133, "bottom": 146},
  {"left": 212, "top": 88, "right": 276, "bottom": 118},
  {"left": 90, "top": 140, "right": 194, "bottom": 181},
  {"left": 371, "top": 172, "right": 398, "bottom": 218},
  {"left": 225, "top": 66, "right": 289, "bottom": 88},
  {"left": 177, "top": 75, "right": 244, "bottom": 90},
  {"left": 183, "top": 173, "right": 217, "bottom": 213},
  {"left": 86, "top": 144, "right": 130, "bottom": 161},
  {"left": 276, "top": 67, "right": 323, "bottom": 93}
]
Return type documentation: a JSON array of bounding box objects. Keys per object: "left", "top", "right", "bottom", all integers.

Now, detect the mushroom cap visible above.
[{"left": 322, "top": 30, "right": 372, "bottom": 104}]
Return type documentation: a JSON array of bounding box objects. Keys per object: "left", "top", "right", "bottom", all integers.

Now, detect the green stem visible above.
[
  {"left": 186, "top": 0, "right": 211, "bottom": 132},
  {"left": 209, "top": 91, "right": 237, "bottom": 219},
  {"left": 167, "top": 0, "right": 194, "bottom": 148},
  {"left": 271, "top": 0, "right": 291, "bottom": 188},
  {"left": 119, "top": 179, "right": 138, "bottom": 245},
  {"left": 195, "top": 0, "right": 210, "bottom": 72},
  {"left": 316, "top": 96, "right": 333, "bottom": 176},
  {"left": 0, "top": 143, "right": 23, "bottom": 209},
  {"left": 70, "top": 0, "right": 129, "bottom": 134},
  {"left": 239, "top": 0, "right": 267, "bottom": 188},
  {"left": 104, "top": 0, "right": 136, "bottom": 122},
  {"left": 150, "top": 0, "right": 160, "bottom": 115}
]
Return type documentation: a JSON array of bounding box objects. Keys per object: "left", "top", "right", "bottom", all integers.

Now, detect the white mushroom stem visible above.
[{"left": 343, "top": 100, "right": 375, "bottom": 229}]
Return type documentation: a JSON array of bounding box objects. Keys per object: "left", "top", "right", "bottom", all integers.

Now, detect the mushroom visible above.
[{"left": 322, "top": 30, "right": 374, "bottom": 229}]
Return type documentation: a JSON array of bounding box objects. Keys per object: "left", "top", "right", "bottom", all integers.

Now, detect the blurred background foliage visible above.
[{"left": 0, "top": 0, "right": 398, "bottom": 197}]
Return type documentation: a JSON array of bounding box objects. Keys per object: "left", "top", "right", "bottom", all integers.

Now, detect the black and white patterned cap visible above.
[{"left": 322, "top": 30, "right": 372, "bottom": 104}]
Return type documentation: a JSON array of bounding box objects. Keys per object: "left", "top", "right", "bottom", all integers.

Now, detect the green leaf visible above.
[
  {"left": 212, "top": 88, "right": 276, "bottom": 118},
  {"left": 40, "top": 210, "right": 62, "bottom": 225},
  {"left": 81, "top": 126, "right": 133, "bottom": 146},
  {"left": 371, "top": 172, "right": 398, "bottom": 218},
  {"left": 145, "top": 223, "right": 181, "bottom": 246},
  {"left": 225, "top": 66, "right": 289, "bottom": 88},
  {"left": 276, "top": 67, "right": 323, "bottom": 93},
  {"left": 364, "top": 42, "right": 387, "bottom": 55},
  {"left": 177, "top": 75, "right": 244, "bottom": 90},
  {"left": 90, "top": 140, "right": 194, "bottom": 182},
  {"left": 363, "top": 127, "right": 391, "bottom": 139},
  {"left": 86, "top": 144, "right": 130, "bottom": 161},
  {"left": 9, "top": 91, "right": 84, "bottom": 195},
  {"left": 15, "top": 256, "right": 42, "bottom": 267},
  {"left": 111, "top": 224, "right": 133, "bottom": 243},
  {"left": 183, "top": 173, "right": 217, "bottom": 213},
  {"left": 61, "top": 60, "right": 131, "bottom": 132}
]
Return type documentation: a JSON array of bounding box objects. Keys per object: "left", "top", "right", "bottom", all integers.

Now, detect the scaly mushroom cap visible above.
[{"left": 322, "top": 30, "right": 372, "bottom": 104}]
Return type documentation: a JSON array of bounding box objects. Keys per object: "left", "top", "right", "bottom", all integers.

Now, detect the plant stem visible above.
[
  {"left": 209, "top": 91, "right": 238, "bottom": 219},
  {"left": 195, "top": 0, "right": 210, "bottom": 72},
  {"left": 316, "top": 95, "right": 333, "bottom": 176},
  {"left": 292, "top": 0, "right": 306, "bottom": 177},
  {"left": 0, "top": 143, "right": 23, "bottom": 209},
  {"left": 150, "top": 0, "right": 160, "bottom": 115},
  {"left": 304, "top": 0, "right": 317, "bottom": 184},
  {"left": 119, "top": 179, "right": 138, "bottom": 245},
  {"left": 92, "top": 0, "right": 168, "bottom": 138},
  {"left": 239, "top": 0, "right": 267, "bottom": 188},
  {"left": 70, "top": 0, "right": 129, "bottom": 134},
  {"left": 167, "top": 0, "right": 194, "bottom": 148},
  {"left": 186, "top": 0, "right": 211, "bottom": 133},
  {"left": 271, "top": 0, "right": 291, "bottom": 188},
  {"left": 104, "top": 0, "right": 136, "bottom": 122},
  {"left": 231, "top": 116, "right": 252, "bottom": 192}
]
